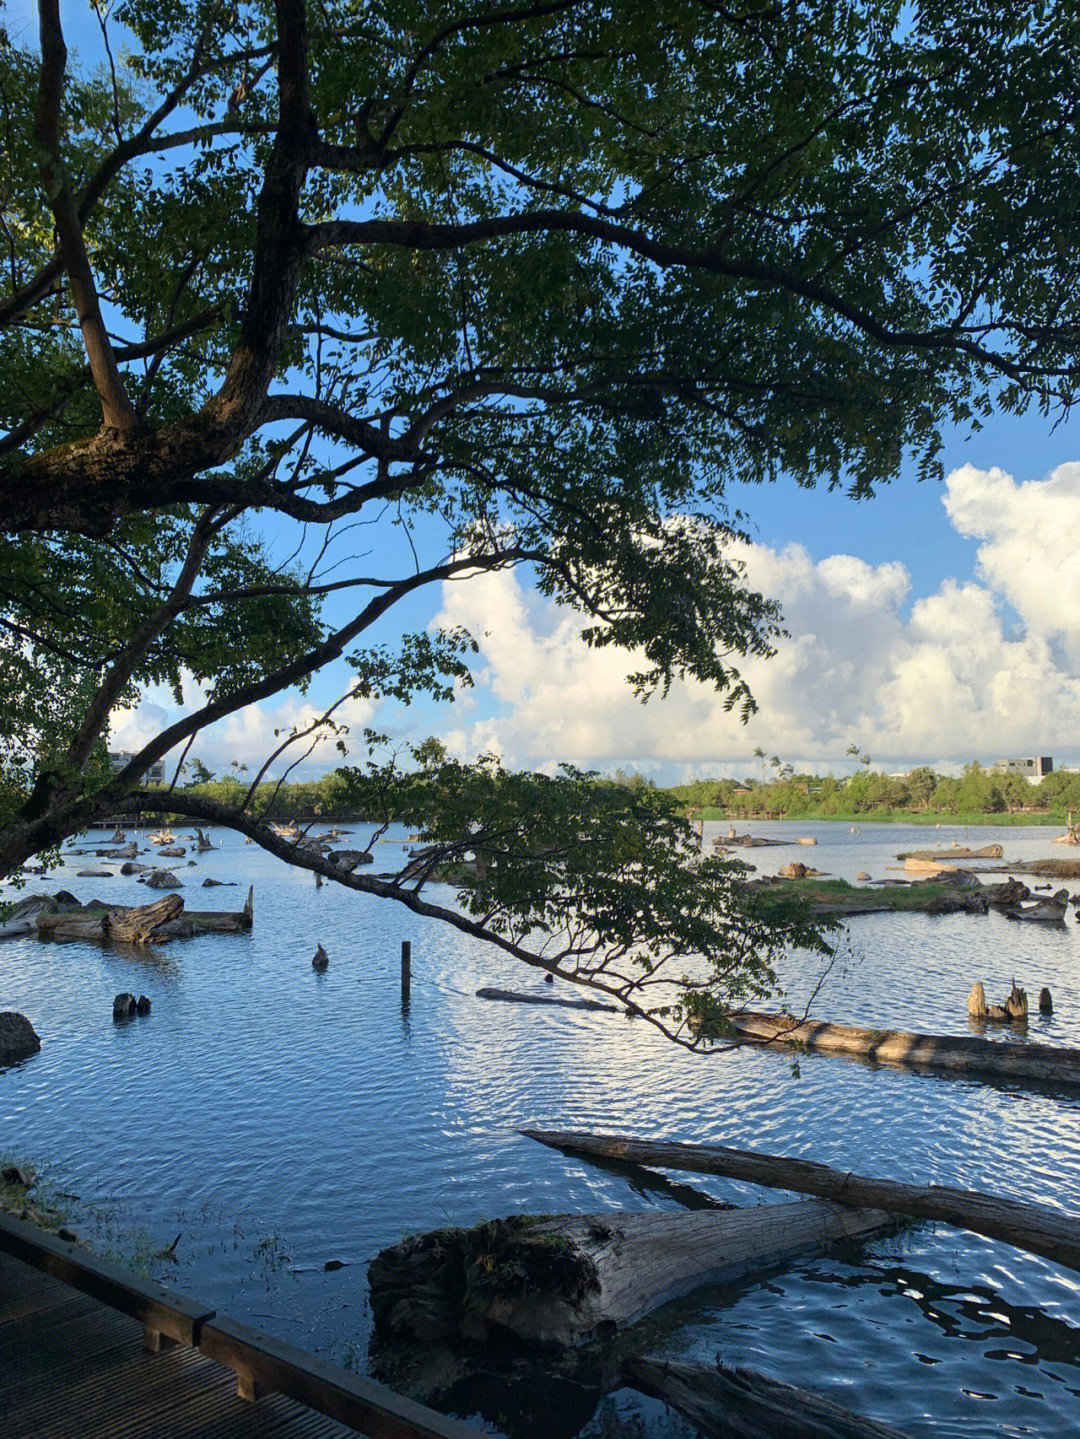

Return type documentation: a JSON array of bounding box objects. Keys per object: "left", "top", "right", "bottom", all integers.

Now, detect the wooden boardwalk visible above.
[{"left": 0, "top": 1216, "right": 480, "bottom": 1439}]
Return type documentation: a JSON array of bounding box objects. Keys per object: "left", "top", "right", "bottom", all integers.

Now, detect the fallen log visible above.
[
  {"left": 721, "top": 1011, "right": 1080, "bottom": 1088},
  {"left": 897, "top": 844, "right": 1002, "bottom": 861},
  {"left": 972, "top": 858, "right": 1080, "bottom": 878},
  {"left": 37, "top": 894, "right": 183, "bottom": 943},
  {"left": 624, "top": 1357, "right": 913, "bottom": 1439},
  {"left": 157, "top": 884, "right": 253, "bottom": 936},
  {"left": 523, "top": 1129, "right": 1080, "bottom": 1274},
  {"left": 29, "top": 889, "right": 251, "bottom": 943},
  {"left": 369, "top": 1201, "right": 894, "bottom": 1347},
  {"left": 475, "top": 987, "right": 620, "bottom": 1013}
]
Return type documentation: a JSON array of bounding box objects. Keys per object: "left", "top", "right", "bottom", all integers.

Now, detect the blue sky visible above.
[{"left": 12, "top": 2, "right": 1080, "bottom": 783}]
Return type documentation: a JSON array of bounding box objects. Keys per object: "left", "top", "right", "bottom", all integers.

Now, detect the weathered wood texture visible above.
[
  {"left": 0, "top": 1215, "right": 482, "bottom": 1439},
  {"left": 523, "top": 1129, "right": 1080, "bottom": 1274},
  {"left": 625, "top": 1357, "right": 913, "bottom": 1439},
  {"left": 369, "top": 1202, "right": 894, "bottom": 1347},
  {"left": 36, "top": 893, "right": 183, "bottom": 943},
  {"left": 723, "top": 1011, "right": 1080, "bottom": 1088}
]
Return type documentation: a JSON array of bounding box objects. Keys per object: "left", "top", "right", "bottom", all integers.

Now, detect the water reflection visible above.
[{"left": 2, "top": 819, "right": 1080, "bottom": 1436}]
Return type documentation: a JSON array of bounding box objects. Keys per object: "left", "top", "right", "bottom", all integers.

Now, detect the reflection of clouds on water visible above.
[{"left": 3, "top": 821, "right": 1080, "bottom": 1433}]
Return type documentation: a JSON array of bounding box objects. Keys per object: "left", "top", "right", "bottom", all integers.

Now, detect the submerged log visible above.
[
  {"left": 369, "top": 1202, "right": 894, "bottom": 1348},
  {"left": 625, "top": 1358, "right": 913, "bottom": 1439},
  {"left": 476, "top": 987, "right": 620, "bottom": 1013},
  {"left": 523, "top": 1129, "right": 1080, "bottom": 1275},
  {"left": 720, "top": 1011, "right": 1080, "bottom": 1087}
]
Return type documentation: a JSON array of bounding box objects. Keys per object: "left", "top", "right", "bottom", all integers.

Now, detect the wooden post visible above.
[{"left": 401, "top": 940, "right": 411, "bottom": 1005}]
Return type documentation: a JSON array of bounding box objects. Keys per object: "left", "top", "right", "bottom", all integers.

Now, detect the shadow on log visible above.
[
  {"left": 625, "top": 1357, "right": 913, "bottom": 1439},
  {"left": 523, "top": 1129, "right": 1080, "bottom": 1275},
  {"left": 721, "top": 1011, "right": 1080, "bottom": 1090},
  {"left": 369, "top": 1202, "right": 895, "bottom": 1348}
]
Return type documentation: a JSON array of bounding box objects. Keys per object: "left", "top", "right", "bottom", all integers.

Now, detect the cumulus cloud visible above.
[
  {"left": 944, "top": 461, "right": 1080, "bottom": 662},
  {"left": 429, "top": 464, "right": 1080, "bottom": 774},
  {"left": 108, "top": 672, "right": 378, "bottom": 779}
]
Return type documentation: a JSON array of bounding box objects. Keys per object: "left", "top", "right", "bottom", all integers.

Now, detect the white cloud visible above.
[
  {"left": 943, "top": 461, "right": 1080, "bottom": 662},
  {"left": 108, "top": 671, "right": 378, "bottom": 779},
  {"left": 430, "top": 464, "right": 1080, "bottom": 773}
]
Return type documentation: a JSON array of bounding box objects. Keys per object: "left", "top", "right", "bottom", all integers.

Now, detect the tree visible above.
[{"left": 3, "top": 1, "right": 1080, "bottom": 1043}]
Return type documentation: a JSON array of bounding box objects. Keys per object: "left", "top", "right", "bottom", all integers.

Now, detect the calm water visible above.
[{"left": 3, "top": 819, "right": 1080, "bottom": 1435}]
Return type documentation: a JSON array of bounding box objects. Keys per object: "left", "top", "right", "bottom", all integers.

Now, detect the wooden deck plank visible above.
[{"left": 0, "top": 1244, "right": 481, "bottom": 1438}]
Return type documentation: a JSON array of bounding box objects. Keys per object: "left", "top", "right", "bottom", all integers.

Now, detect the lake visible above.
[{"left": 2, "top": 819, "right": 1080, "bottom": 1435}]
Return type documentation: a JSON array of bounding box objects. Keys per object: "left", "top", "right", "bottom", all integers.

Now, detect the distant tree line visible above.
[
  {"left": 137, "top": 753, "right": 1080, "bottom": 827},
  {"left": 669, "top": 762, "right": 1080, "bottom": 821}
]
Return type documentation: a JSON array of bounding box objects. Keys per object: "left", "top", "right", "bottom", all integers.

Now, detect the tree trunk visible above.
[
  {"left": 719, "top": 1011, "right": 1080, "bottom": 1088},
  {"left": 624, "top": 1357, "right": 913, "bottom": 1439},
  {"left": 369, "top": 1202, "right": 895, "bottom": 1348},
  {"left": 522, "top": 1129, "right": 1080, "bottom": 1274}
]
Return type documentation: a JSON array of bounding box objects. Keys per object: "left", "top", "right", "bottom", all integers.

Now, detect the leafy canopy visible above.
[{"left": 1, "top": 0, "right": 1079, "bottom": 1037}]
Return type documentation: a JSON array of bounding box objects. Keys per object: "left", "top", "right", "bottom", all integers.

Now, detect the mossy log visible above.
[
  {"left": 625, "top": 1357, "right": 913, "bottom": 1439},
  {"left": 37, "top": 894, "right": 182, "bottom": 943},
  {"left": 722, "top": 1011, "right": 1080, "bottom": 1088},
  {"left": 523, "top": 1129, "right": 1080, "bottom": 1275},
  {"left": 369, "top": 1202, "right": 894, "bottom": 1348}
]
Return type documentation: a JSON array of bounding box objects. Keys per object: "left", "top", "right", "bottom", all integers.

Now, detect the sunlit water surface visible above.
[{"left": 2, "top": 820, "right": 1080, "bottom": 1435}]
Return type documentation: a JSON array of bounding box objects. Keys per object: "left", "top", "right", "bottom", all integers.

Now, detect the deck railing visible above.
[{"left": 0, "top": 1210, "right": 481, "bottom": 1439}]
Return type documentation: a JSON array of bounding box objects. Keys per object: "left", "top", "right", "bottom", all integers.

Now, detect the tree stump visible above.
[
  {"left": 967, "top": 982, "right": 988, "bottom": 1018},
  {"left": 1039, "top": 987, "right": 1054, "bottom": 1015}
]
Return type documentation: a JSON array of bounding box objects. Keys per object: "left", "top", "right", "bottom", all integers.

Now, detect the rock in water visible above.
[
  {"left": 0, "top": 1012, "right": 41, "bottom": 1064},
  {"left": 312, "top": 943, "right": 329, "bottom": 972},
  {"left": 145, "top": 869, "right": 182, "bottom": 889}
]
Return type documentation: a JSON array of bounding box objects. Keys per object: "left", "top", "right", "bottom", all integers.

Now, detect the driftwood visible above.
[
  {"left": 369, "top": 1202, "right": 894, "bottom": 1347},
  {"left": 38, "top": 894, "right": 183, "bottom": 943},
  {"left": 156, "top": 885, "right": 253, "bottom": 937},
  {"left": 475, "top": 987, "right": 620, "bottom": 1013},
  {"left": 722, "top": 1011, "right": 1080, "bottom": 1087},
  {"left": 897, "top": 843, "right": 1002, "bottom": 861},
  {"left": 1005, "top": 889, "right": 1069, "bottom": 922},
  {"left": 975, "top": 858, "right": 1080, "bottom": 878},
  {"left": 523, "top": 1129, "right": 1080, "bottom": 1275},
  {"left": 625, "top": 1357, "right": 913, "bottom": 1439},
  {"left": 27, "top": 888, "right": 251, "bottom": 943}
]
